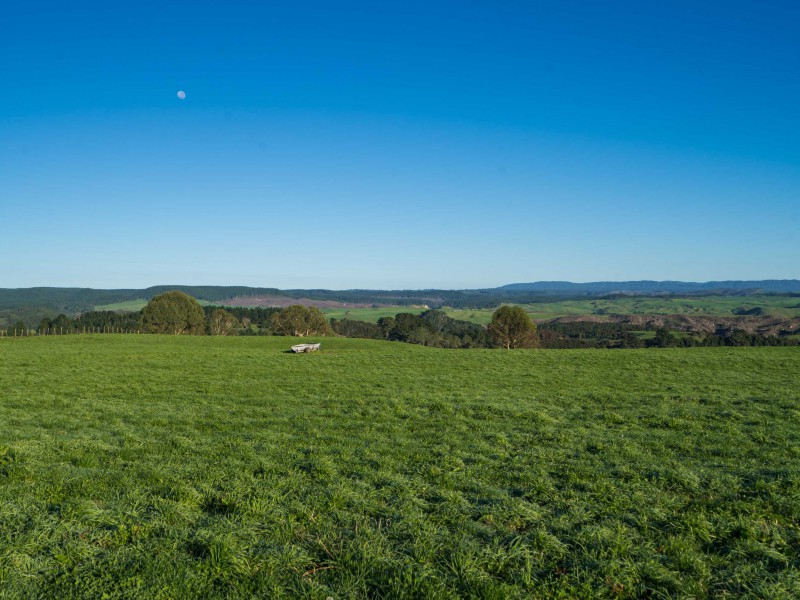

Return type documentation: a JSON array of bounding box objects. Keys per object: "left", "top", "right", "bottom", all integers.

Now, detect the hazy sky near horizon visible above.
[{"left": 2, "top": 0, "right": 798, "bottom": 289}]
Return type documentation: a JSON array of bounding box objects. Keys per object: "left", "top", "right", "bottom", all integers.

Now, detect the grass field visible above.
[
  {"left": 323, "top": 296, "right": 800, "bottom": 325},
  {"left": 95, "top": 296, "right": 800, "bottom": 327},
  {"left": 94, "top": 300, "right": 149, "bottom": 312},
  {"left": 94, "top": 303, "right": 421, "bottom": 322},
  {"left": 444, "top": 296, "right": 800, "bottom": 324},
  {"left": 1, "top": 337, "right": 798, "bottom": 597},
  {"left": 321, "top": 306, "right": 427, "bottom": 322},
  {"left": 95, "top": 299, "right": 212, "bottom": 312}
]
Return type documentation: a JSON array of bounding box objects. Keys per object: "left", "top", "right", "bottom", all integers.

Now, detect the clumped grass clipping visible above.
[{"left": 0, "top": 336, "right": 798, "bottom": 597}]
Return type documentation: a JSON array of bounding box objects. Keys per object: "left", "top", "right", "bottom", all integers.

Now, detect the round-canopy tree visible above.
[
  {"left": 207, "top": 308, "right": 240, "bottom": 336},
  {"left": 488, "top": 305, "right": 537, "bottom": 349},
  {"left": 270, "top": 305, "right": 332, "bottom": 337},
  {"left": 140, "top": 291, "right": 205, "bottom": 335}
]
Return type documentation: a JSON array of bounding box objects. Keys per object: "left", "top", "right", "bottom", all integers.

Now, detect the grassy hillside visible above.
[
  {"left": 75, "top": 294, "right": 800, "bottom": 327},
  {"left": 1, "top": 337, "right": 798, "bottom": 597},
  {"left": 95, "top": 299, "right": 213, "bottom": 312},
  {"left": 93, "top": 299, "right": 149, "bottom": 312},
  {"left": 322, "top": 306, "right": 427, "bottom": 322},
  {"left": 94, "top": 303, "right": 423, "bottom": 321},
  {"left": 325, "top": 297, "right": 800, "bottom": 325},
  {"left": 442, "top": 296, "right": 800, "bottom": 325}
]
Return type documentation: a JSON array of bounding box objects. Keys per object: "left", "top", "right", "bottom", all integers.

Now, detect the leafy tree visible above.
[
  {"left": 488, "top": 305, "right": 537, "bottom": 349},
  {"left": 646, "top": 327, "right": 677, "bottom": 348},
  {"left": 330, "top": 318, "right": 383, "bottom": 339},
  {"left": 10, "top": 321, "right": 27, "bottom": 335},
  {"left": 388, "top": 313, "right": 424, "bottom": 341},
  {"left": 270, "top": 305, "right": 332, "bottom": 337},
  {"left": 419, "top": 309, "right": 490, "bottom": 348},
  {"left": 537, "top": 321, "right": 644, "bottom": 349},
  {"left": 377, "top": 316, "right": 395, "bottom": 339},
  {"left": 420, "top": 309, "right": 449, "bottom": 332},
  {"left": 140, "top": 291, "right": 205, "bottom": 335},
  {"left": 203, "top": 305, "right": 279, "bottom": 330},
  {"left": 207, "top": 308, "right": 240, "bottom": 336},
  {"left": 51, "top": 314, "right": 74, "bottom": 333}
]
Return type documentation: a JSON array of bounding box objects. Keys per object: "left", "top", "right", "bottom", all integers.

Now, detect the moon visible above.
[{"left": 177, "top": 90, "right": 186, "bottom": 100}]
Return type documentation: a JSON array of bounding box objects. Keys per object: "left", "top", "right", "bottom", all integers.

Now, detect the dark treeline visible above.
[
  {"left": 37, "top": 311, "right": 141, "bottom": 334},
  {"left": 536, "top": 322, "right": 799, "bottom": 348},
  {"left": 0, "top": 289, "right": 138, "bottom": 313},
  {"left": 332, "top": 310, "right": 491, "bottom": 348},
  {"left": 329, "top": 318, "right": 384, "bottom": 340},
  {"left": 331, "top": 315, "right": 799, "bottom": 349},
  {"left": 32, "top": 307, "right": 282, "bottom": 335},
  {"left": 0, "top": 306, "right": 57, "bottom": 331},
  {"left": 644, "top": 327, "right": 798, "bottom": 348},
  {"left": 537, "top": 322, "right": 644, "bottom": 348},
  {"left": 6, "top": 305, "right": 799, "bottom": 348},
  {"left": 202, "top": 305, "right": 280, "bottom": 334}
]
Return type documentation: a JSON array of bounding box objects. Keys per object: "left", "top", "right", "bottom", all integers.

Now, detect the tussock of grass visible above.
[{"left": 0, "top": 336, "right": 798, "bottom": 597}]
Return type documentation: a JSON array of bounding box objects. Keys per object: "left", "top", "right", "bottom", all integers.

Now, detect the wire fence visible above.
[{"left": 0, "top": 327, "right": 142, "bottom": 338}]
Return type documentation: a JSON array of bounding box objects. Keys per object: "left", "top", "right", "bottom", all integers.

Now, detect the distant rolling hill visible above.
[
  {"left": 0, "top": 281, "right": 798, "bottom": 320},
  {"left": 496, "top": 280, "right": 800, "bottom": 294}
]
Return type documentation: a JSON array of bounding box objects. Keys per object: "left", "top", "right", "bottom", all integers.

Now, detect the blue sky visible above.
[{"left": 1, "top": 0, "right": 798, "bottom": 289}]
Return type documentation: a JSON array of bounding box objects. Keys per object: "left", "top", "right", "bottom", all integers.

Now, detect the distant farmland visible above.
[
  {"left": 95, "top": 295, "right": 800, "bottom": 325},
  {"left": 1, "top": 336, "right": 798, "bottom": 597},
  {"left": 446, "top": 295, "right": 800, "bottom": 324},
  {"left": 95, "top": 299, "right": 213, "bottom": 312}
]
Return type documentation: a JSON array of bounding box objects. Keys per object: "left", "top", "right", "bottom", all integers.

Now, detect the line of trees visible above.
[
  {"left": 535, "top": 323, "right": 799, "bottom": 348},
  {"left": 138, "top": 292, "right": 332, "bottom": 337},
  {"left": 387, "top": 310, "right": 492, "bottom": 348},
  {"left": 9, "top": 299, "right": 322, "bottom": 338},
  {"left": 537, "top": 322, "right": 645, "bottom": 348},
  {"left": 9, "top": 291, "right": 798, "bottom": 349},
  {"left": 208, "top": 306, "right": 280, "bottom": 334},
  {"left": 37, "top": 311, "right": 141, "bottom": 334},
  {"left": 644, "top": 327, "right": 797, "bottom": 347},
  {"left": 331, "top": 307, "right": 535, "bottom": 349}
]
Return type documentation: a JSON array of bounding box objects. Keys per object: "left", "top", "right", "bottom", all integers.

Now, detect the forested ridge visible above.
[{"left": 2, "top": 281, "right": 799, "bottom": 317}]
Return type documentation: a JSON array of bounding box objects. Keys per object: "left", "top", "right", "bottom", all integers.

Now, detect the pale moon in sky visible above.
[{"left": 177, "top": 90, "right": 186, "bottom": 100}]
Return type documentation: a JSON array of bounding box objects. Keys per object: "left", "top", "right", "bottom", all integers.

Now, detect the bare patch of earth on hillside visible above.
[
  {"left": 548, "top": 314, "right": 800, "bottom": 337},
  {"left": 220, "top": 296, "right": 383, "bottom": 309}
]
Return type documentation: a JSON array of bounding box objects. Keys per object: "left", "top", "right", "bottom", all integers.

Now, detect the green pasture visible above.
[
  {"left": 446, "top": 295, "right": 800, "bottom": 324},
  {"left": 321, "top": 295, "right": 800, "bottom": 325},
  {"left": 94, "top": 299, "right": 149, "bottom": 312},
  {"left": 94, "top": 296, "right": 800, "bottom": 327},
  {"left": 322, "top": 306, "right": 427, "bottom": 322},
  {"left": 565, "top": 295, "right": 800, "bottom": 318},
  {"left": 1, "top": 336, "right": 798, "bottom": 597},
  {"left": 442, "top": 308, "right": 495, "bottom": 324},
  {"left": 94, "top": 303, "right": 424, "bottom": 322},
  {"left": 95, "top": 299, "right": 212, "bottom": 312}
]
